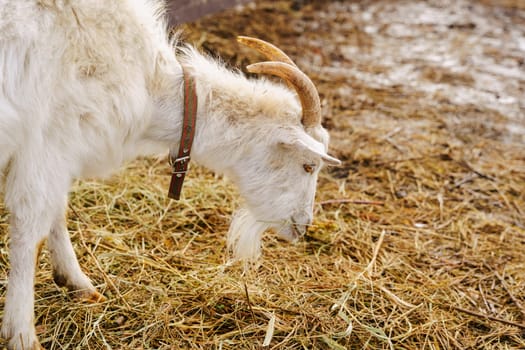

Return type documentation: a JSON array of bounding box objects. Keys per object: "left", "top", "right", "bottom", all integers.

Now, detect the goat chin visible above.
[{"left": 227, "top": 208, "right": 270, "bottom": 261}]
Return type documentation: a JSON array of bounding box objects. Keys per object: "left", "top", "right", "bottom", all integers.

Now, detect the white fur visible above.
[
  {"left": 227, "top": 208, "right": 269, "bottom": 260},
  {"left": 0, "top": 0, "right": 339, "bottom": 348}
]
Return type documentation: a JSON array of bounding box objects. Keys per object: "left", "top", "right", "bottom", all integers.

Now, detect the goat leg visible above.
[{"left": 49, "top": 205, "right": 105, "bottom": 303}]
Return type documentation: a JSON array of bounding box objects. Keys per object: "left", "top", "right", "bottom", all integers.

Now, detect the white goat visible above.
[{"left": 0, "top": 0, "right": 340, "bottom": 348}]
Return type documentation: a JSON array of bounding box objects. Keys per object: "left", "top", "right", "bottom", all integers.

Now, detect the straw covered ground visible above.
[{"left": 1, "top": 0, "right": 525, "bottom": 349}]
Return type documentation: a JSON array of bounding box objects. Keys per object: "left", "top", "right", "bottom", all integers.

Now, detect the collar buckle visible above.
[{"left": 170, "top": 155, "right": 191, "bottom": 176}]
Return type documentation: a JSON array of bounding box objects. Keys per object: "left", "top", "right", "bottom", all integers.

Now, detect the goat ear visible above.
[{"left": 280, "top": 130, "right": 342, "bottom": 166}]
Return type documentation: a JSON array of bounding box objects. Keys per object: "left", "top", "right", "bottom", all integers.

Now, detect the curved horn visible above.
[
  {"left": 237, "top": 36, "right": 297, "bottom": 67},
  {"left": 247, "top": 61, "right": 321, "bottom": 128}
]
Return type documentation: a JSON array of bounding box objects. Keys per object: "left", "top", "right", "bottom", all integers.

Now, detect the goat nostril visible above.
[{"left": 292, "top": 212, "right": 313, "bottom": 227}]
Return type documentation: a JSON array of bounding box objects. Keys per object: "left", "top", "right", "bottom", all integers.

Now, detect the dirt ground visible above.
[{"left": 1, "top": 0, "right": 524, "bottom": 349}]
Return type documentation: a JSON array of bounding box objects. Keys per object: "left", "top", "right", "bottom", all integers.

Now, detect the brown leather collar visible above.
[{"left": 168, "top": 66, "right": 197, "bottom": 200}]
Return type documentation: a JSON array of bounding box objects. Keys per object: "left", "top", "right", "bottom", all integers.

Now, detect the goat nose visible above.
[
  {"left": 305, "top": 214, "right": 313, "bottom": 226},
  {"left": 293, "top": 210, "right": 312, "bottom": 226}
]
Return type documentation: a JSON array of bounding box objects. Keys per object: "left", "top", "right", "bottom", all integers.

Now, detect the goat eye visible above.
[{"left": 303, "top": 164, "right": 315, "bottom": 173}]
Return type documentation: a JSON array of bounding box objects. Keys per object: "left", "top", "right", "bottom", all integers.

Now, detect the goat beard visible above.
[{"left": 227, "top": 207, "right": 270, "bottom": 261}]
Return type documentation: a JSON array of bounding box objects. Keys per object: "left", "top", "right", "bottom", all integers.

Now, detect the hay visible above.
[{"left": 1, "top": 0, "right": 525, "bottom": 349}]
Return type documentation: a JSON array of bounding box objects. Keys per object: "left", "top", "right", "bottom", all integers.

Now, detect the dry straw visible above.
[{"left": 1, "top": 0, "right": 524, "bottom": 349}]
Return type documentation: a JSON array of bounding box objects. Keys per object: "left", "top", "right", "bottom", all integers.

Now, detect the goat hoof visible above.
[
  {"left": 8, "top": 342, "right": 44, "bottom": 350},
  {"left": 75, "top": 289, "right": 107, "bottom": 303},
  {"left": 1, "top": 305, "right": 43, "bottom": 349},
  {"left": 2, "top": 332, "right": 43, "bottom": 350}
]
